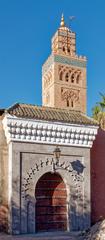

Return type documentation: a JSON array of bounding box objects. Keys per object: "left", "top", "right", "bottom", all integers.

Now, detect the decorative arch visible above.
[
  {"left": 58, "top": 66, "right": 82, "bottom": 85},
  {"left": 22, "top": 158, "right": 84, "bottom": 202},
  {"left": 35, "top": 172, "right": 68, "bottom": 232},
  {"left": 22, "top": 158, "right": 84, "bottom": 233}
]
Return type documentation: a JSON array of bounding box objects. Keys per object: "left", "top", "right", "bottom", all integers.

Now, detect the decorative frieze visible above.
[
  {"left": 3, "top": 114, "right": 98, "bottom": 148},
  {"left": 55, "top": 55, "right": 86, "bottom": 68},
  {"left": 42, "top": 54, "right": 86, "bottom": 74}
]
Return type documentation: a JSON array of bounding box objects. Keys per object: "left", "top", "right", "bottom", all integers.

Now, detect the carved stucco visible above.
[{"left": 61, "top": 87, "right": 80, "bottom": 102}]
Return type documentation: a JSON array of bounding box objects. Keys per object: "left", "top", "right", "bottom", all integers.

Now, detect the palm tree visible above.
[
  {"left": 97, "top": 93, "right": 105, "bottom": 111},
  {"left": 92, "top": 93, "right": 105, "bottom": 129},
  {"left": 92, "top": 105, "right": 100, "bottom": 120}
]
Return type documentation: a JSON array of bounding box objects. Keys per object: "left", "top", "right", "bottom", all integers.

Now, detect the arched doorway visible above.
[{"left": 35, "top": 172, "right": 67, "bottom": 232}]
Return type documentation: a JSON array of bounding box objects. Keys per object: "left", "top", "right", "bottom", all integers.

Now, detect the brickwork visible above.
[{"left": 42, "top": 16, "right": 87, "bottom": 113}]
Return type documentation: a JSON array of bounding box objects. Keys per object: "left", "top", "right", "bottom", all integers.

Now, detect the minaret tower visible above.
[{"left": 42, "top": 15, "right": 87, "bottom": 113}]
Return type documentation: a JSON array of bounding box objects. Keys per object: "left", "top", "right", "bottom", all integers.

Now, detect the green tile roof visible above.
[{"left": 7, "top": 103, "right": 98, "bottom": 126}]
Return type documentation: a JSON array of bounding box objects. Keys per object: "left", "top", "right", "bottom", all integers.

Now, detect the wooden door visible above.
[{"left": 35, "top": 172, "right": 67, "bottom": 232}]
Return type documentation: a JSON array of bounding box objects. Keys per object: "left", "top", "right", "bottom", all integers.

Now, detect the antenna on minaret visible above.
[
  {"left": 69, "top": 16, "right": 76, "bottom": 30},
  {"left": 69, "top": 16, "right": 75, "bottom": 20}
]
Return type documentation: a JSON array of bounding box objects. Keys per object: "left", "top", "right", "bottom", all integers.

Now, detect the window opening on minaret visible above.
[
  {"left": 60, "top": 71, "right": 63, "bottom": 80},
  {"left": 65, "top": 73, "right": 69, "bottom": 82},
  {"left": 71, "top": 101, "right": 74, "bottom": 108},
  {"left": 63, "top": 46, "right": 65, "bottom": 52},
  {"left": 67, "top": 99, "right": 69, "bottom": 107},
  {"left": 76, "top": 75, "right": 80, "bottom": 84},
  {"left": 71, "top": 74, "right": 75, "bottom": 83},
  {"left": 68, "top": 48, "right": 70, "bottom": 53}
]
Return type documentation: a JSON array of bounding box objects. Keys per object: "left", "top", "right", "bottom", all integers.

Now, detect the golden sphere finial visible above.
[{"left": 60, "top": 13, "right": 65, "bottom": 27}]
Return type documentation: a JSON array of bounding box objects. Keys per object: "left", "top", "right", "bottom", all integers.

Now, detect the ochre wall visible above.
[{"left": 91, "top": 128, "right": 105, "bottom": 224}]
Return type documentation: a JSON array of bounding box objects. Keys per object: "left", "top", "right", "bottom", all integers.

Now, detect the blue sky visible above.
[{"left": 0, "top": 0, "right": 105, "bottom": 116}]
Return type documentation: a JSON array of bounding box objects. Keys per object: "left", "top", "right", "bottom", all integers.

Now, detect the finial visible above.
[{"left": 60, "top": 14, "right": 65, "bottom": 27}]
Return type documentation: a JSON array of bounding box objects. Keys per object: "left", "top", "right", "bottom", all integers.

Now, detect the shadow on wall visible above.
[
  {"left": 0, "top": 160, "right": 90, "bottom": 234},
  {"left": 70, "top": 197, "right": 90, "bottom": 231},
  {"left": 10, "top": 196, "right": 90, "bottom": 234},
  {"left": 91, "top": 128, "right": 105, "bottom": 224},
  {"left": 0, "top": 194, "right": 90, "bottom": 234}
]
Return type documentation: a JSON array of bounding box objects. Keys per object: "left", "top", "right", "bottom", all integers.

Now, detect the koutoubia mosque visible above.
[{"left": 0, "top": 15, "right": 105, "bottom": 235}]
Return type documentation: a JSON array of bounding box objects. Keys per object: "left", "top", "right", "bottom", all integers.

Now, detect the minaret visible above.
[{"left": 42, "top": 15, "right": 87, "bottom": 113}]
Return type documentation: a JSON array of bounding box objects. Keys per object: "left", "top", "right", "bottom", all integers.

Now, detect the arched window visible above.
[
  {"left": 71, "top": 74, "right": 75, "bottom": 83},
  {"left": 59, "top": 71, "right": 63, "bottom": 80},
  {"left": 63, "top": 46, "right": 65, "bottom": 52},
  {"left": 76, "top": 75, "right": 80, "bottom": 84},
  {"left": 65, "top": 73, "right": 69, "bottom": 82}
]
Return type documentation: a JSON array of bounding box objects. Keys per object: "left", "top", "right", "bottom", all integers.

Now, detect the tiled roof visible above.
[{"left": 6, "top": 103, "right": 98, "bottom": 126}]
